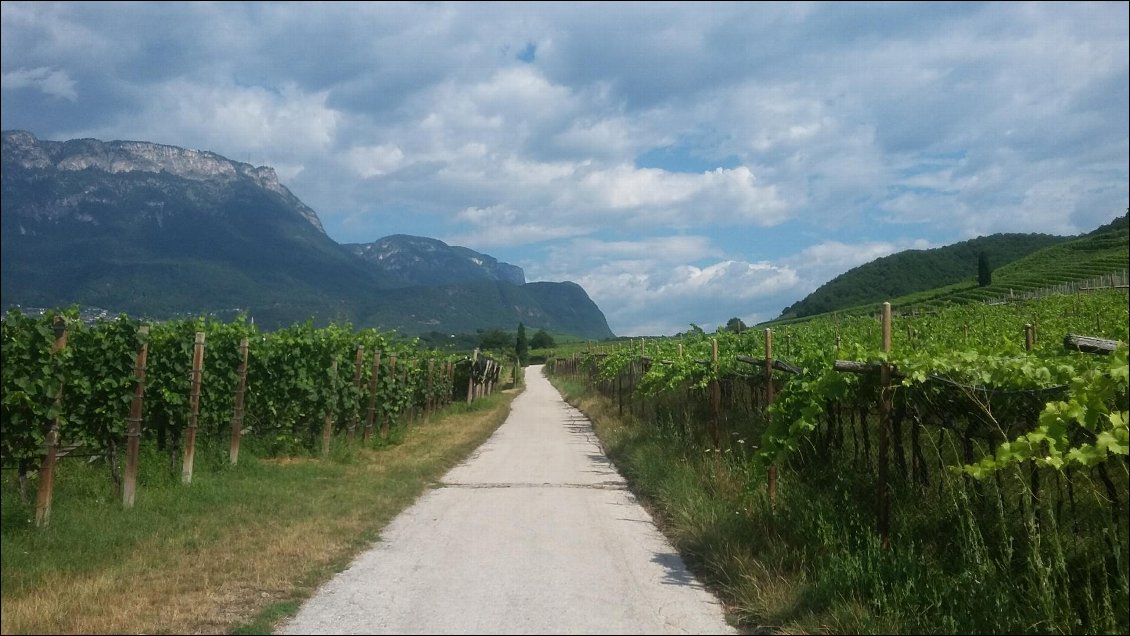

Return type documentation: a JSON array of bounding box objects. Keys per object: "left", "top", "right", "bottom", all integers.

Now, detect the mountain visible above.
[
  {"left": 778, "top": 233, "right": 1067, "bottom": 319},
  {"left": 346, "top": 235, "right": 526, "bottom": 287},
  {"left": 776, "top": 213, "right": 1129, "bottom": 321},
  {"left": 361, "top": 280, "right": 613, "bottom": 338},
  {"left": 1, "top": 130, "right": 615, "bottom": 340}
]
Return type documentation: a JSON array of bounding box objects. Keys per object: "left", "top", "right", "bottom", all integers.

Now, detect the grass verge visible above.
[
  {"left": 0, "top": 391, "right": 517, "bottom": 635},
  {"left": 547, "top": 376, "right": 1128, "bottom": 635}
]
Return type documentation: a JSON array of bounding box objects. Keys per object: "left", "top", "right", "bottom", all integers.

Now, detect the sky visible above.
[{"left": 2, "top": 1, "right": 1127, "bottom": 336}]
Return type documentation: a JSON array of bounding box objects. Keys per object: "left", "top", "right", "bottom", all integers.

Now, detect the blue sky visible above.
[{"left": 2, "top": 1, "right": 1127, "bottom": 336}]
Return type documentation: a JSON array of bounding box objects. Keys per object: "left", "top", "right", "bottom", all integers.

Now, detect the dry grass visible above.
[{"left": 0, "top": 393, "right": 516, "bottom": 635}]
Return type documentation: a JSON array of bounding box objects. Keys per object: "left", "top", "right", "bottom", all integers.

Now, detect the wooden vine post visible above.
[
  {"left": 182, "top": 331, "right": 206, "bottom": 485},
  {"left": 404, "top": 360, "right": 415, "bottom": 422},
  {"left": 364, "top": 350, "right": 381, "bottom": 442},
  {"left": 321, "top": 359, "right": 339, "bottom": 456},
  {"left": 228, "top": 337, "right": 249, "bottom": 465},
  {"left": 765, "top": 328, "right": 777, "bottom": 509},
  {"left": 617, "top": 356, "right": 624, "bottom": 416},
  {"left": 710, "top": 338, "right": 721, "bottom": 449},
  {"left": 122, "top": 325, "right": 150, "bottom": 508},
  {"left": 383, "top": 354, "right": 397, "bottom": 438},
  {"left": 467, "top": 349, "right": 478, "bottom": 405},
  {"left": 426, "top": 359, "right": 435, "bottom": 418},
  {"left": 1023, "top": 324, "right": 1040, "bottom": 510},
  {"left": 35, "top": 316, "right": 68, "bottom": 527},
  {"left": 349, "top": 344, "right": 364, "bottom": 442},
  {"left": 878, "top": 302, "right": 892, "bottom": 550},
  {"left": 444, "top": 360, "right": 452, "bottom": 407}
]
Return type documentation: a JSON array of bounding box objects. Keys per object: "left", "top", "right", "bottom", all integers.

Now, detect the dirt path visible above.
[{"left": 276, "top": 365, "right": 736, "bottom": 635}]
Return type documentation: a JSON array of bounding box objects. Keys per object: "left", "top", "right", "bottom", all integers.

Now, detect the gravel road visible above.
[{"left": 275, "top": 364, "right": 736, "bottom": 635}]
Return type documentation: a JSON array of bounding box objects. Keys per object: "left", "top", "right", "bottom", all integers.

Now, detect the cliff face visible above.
[{"left": 1, "top": 130, "right": 324, "bottom": 232}]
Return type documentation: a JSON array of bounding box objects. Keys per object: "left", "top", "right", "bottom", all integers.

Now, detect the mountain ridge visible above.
[
  {"left": 345, "top": 234, "right": 526, "bottom": 288},
  {"left": 0, "top": 130, "right": 615, "bottom": 340}
]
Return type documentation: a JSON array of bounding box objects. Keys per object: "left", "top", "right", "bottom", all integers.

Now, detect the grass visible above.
[
  {"left": 549, "top": 374, "right": 1129, "bottom": 635},
  {"left": 0, "top": 390, "right": 518, "bottom": 635}
]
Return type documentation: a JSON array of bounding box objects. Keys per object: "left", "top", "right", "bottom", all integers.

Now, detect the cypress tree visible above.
[
  {"left": 978, "top": 251, "right": 992, "bottom": 287},
  {"left": 515, "top": 322, "right": 529, "bottom": 366}
]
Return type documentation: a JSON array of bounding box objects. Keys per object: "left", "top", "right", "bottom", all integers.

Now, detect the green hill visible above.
[
  {"left": 773, "top": 213, "right": 1128, "bottom": 323},
  {"left": 897, "top": 213, "right": 1128, "bottom": 310},
  {"left": 779, "top": 233, "right": 1066, "bottom": 319}
]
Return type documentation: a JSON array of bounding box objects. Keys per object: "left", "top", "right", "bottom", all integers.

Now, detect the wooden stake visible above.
[
  {"left": 123, "top": 326, "right": 150, "bottom": 508},
  {"left": 228, "top": 337, "right": 249, "bottom": 466},
  {"left": 426, "top": 359, "right": 435, "bottom": 418},
  {"left": 466, "top": 349, "right": 478, "bottom": 405},
  {"left": 710, "top": 338, "right": 721, "bottom": 449},
  {"left": 35, "top": 317, "right": 68, "bottom": 527},
  {"left": 384, "top": 354, "right": 397, "bottom": 436},
  {"left": 349, "top": 344, "right": 363, "bottom": 442},
  {"left": 878, "top": 302, "right": 892, "bottom": 550},
  {"left": 322, "top": 359, "right": 339, "bottom": 456},
  {"left": 181, "top": 332, "right": 205, "bottom": 485},
  {"left": 364, "top": 351, "right": 381, "bottom": 442},
  {"left": 1024, "top": 324, "right": 1034, "bottom": 352},
  {"left": 765, "top": 328, "right": 777, "bottom": 510}
]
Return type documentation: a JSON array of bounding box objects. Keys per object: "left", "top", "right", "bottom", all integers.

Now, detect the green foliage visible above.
[
  {"left": 557, "top": 288, "right": 1130, "bottom": 634},
  {"left": 964, "top": 344, "right": 1129, "bottom": 477},
  {"left": 780, "top": 232, "right": 1065, "bottom": 318},
  {"left": 978, "top": 251, "right": 992, "bottom": 287},
  {"left": 529, "top": 329, "right": 555, "bottom": 349},
  {"left": 476, "top": 329, "right": 511, "bottom": 352},
  {"left": 1, "top": 308, "right": 76, "bottom": 469},
  {"left": 1, "top": 312, "right": 460, "bottom": 483}
]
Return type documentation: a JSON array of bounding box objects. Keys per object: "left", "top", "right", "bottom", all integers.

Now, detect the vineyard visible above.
[
  {"left": 549, "top": 289, "right": 1128, "bottom": 633},
  {"left": 1, "top": 309, "right": 514, "bottom": 525}
]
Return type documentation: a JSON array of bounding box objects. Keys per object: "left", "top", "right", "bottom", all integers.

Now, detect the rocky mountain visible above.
[
  {"left": 1, "top": 130, "right": 615, "bottom": 340},
  {"left": 346, "top": 235, "right": 526, "bottom": 287}
]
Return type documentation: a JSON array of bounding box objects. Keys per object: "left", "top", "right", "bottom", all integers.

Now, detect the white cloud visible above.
[
  {"left": 345, "top": 144, "right": 404, "bottom": 178},
  {"left": 564, "top": 164, "right": 790, "bottom": 228},
  {"left": 565, "top": 236, "right": 720, "bottom": 262},
  {"left": 447, "top": 223, "right": 589, "bottom": 248},
  {"left": 527, "top": 236, "right": 802, "bottom": 335},
  {"left": 2, "top": 66, "right": 77, "bottom": 100},
  {"left": 72, "top": 80, "right": 339, "bottom": 176},
  {"left": 572, "top": 258, "right": 801, "bottom": 336}
]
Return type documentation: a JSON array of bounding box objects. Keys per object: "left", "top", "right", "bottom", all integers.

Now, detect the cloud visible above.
[
  {"left": 2, "top": 67, "right": 77, "bottom": 100},
  {"left": 574, "top": 259, "right": 801, "bottom": 336},
  {"left": 567, "top": 165, "right": 789, "bottom": 227},
  {"left": 2, "top": 2, "right": 1125, "bottom": 337},
  {"left": 527, "top": 236, "right": 801, "bottom": 335},
  {"left": 345, "top": 144, "right": 405, "bottom": 178},
  {"left": 72, "top": 80, "right": 339, "bottom": 172}
]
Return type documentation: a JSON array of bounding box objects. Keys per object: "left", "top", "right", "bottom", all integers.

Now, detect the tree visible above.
[
  {"left": 515, "top": 322, "right": 529, "bottom": 366},
  {"left": 530, "top": 329, "right": 555, "bottom": 349},
  {"left": 725, "top": 317, "right": 747, "bottom": 333},
  {"left": 978, "top": 251, "right": 992, "bottom": 287},
  {"left": 478, "top": 329, "right": 511, "bottom": 351}
]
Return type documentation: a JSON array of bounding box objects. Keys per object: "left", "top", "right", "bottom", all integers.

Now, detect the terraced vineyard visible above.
[{"left": 773, "top": 215, "right": 1129, "bottom": 323}]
